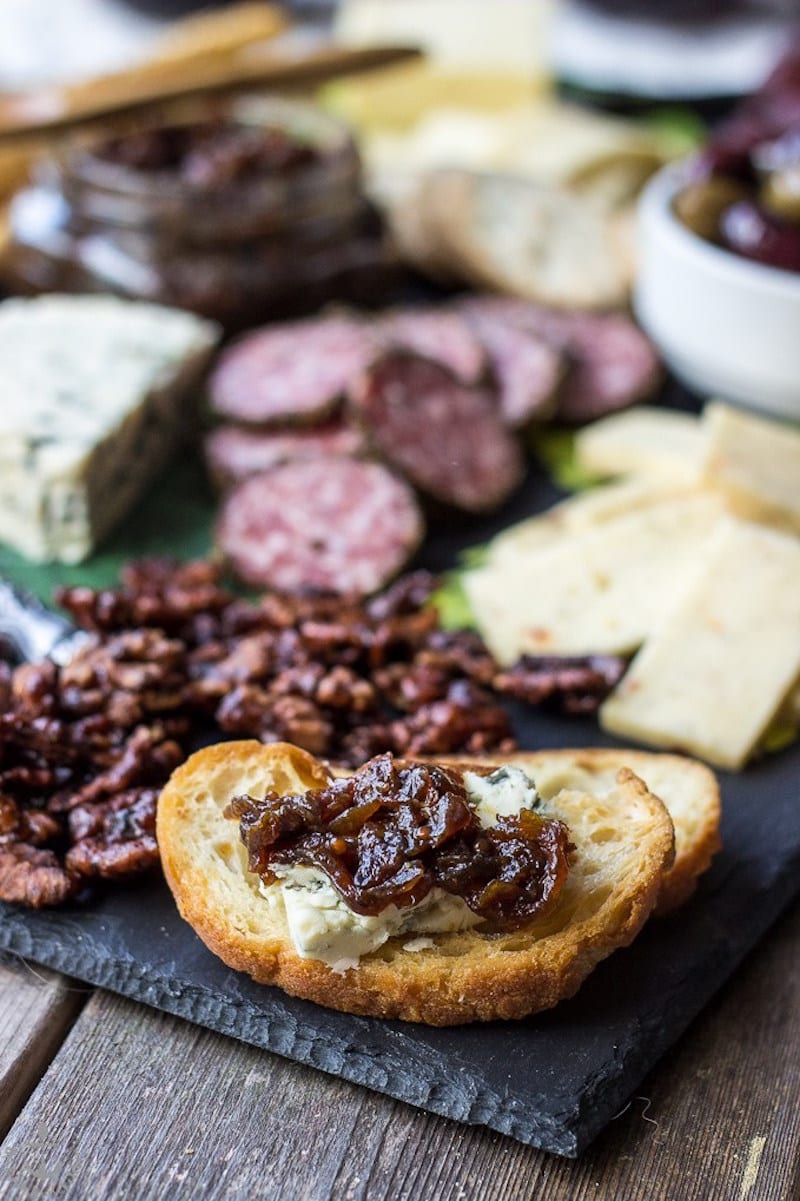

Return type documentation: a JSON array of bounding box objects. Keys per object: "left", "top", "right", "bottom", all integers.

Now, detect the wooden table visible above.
[{"left": 0, "top": 899, "right": 797, "bottom": 1200}]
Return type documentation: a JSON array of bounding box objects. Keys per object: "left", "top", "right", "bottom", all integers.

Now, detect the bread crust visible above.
[{"left": 157, "top": 741, "right": 677, "bottom": 1025}]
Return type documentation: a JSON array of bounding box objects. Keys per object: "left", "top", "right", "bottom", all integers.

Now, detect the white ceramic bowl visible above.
[{"left": 635, "top": 162, "right": 800, "bottom": 420}]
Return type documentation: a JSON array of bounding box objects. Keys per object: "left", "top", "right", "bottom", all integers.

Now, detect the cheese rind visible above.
[
  {"left": 0, "top": 295, "right": 219, "bottom": 563},
  {"left": 600, "top": 518, "right": 800, "bottom": 770}
]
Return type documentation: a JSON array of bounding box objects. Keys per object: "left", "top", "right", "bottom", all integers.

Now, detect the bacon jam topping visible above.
[{"left": 225, "top": 753, "right": 572, "bottom": 930}]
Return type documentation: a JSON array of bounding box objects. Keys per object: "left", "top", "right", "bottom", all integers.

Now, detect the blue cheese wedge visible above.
[
  {"left": 261, "top": 765, "right": 540, "bottom": 972},
  {"left": 0, "top": 295, "right": 219, "bottom": 563}
]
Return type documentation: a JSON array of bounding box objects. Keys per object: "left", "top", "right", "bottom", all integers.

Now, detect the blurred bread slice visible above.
[{"left": 409, "top": 169, "right": 631, "bottom": 310}]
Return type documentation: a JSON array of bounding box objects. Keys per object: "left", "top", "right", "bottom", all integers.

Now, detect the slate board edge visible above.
[
  {"left": 3, "top": 865, "right": 799, "bottom": 1159},
  {"left": 0, "top": 915, "right": 580, "bottom": 1156}
]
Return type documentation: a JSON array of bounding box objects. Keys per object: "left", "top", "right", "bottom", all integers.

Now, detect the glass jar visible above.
[{"left": 3, "top": 95, "right": 398, "bottom": 328}]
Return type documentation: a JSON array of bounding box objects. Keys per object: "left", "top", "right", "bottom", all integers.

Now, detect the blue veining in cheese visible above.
[{"left": 0, "top": 294, "right": 219, "bottom": 562}]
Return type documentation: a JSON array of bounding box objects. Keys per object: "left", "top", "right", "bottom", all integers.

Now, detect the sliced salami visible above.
[
  {"left": 372, "top": 307, "right": 488, "bottom": 385},
  {"left": 209, "top": 316, "right": 372, "bottom": 426},
  {"left": 205, "top": 419, "right": 368, "bottom": 490},
  {"left": 350, "top": 349, "right": 524, "bottom": 513},
  {"left": 458, "top": 296, "right": 662, "bottom": 424},
  {"left": 216, "top": 457, "right": 424, "bottom": 596},
  {"left": 463, "top": 311, "right": 563, "bottom": 428}
]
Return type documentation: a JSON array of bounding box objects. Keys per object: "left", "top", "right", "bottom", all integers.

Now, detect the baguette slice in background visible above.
[
  {"left": 157, "top": 741, "right": 677, "bottom": 1025},
  {"left": 401, "top": 169, "right": 631, "bottom": 310}
]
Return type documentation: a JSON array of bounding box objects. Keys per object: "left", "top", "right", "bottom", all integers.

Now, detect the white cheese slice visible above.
[
  {"left": 486, "top": 476, "right": 699, "bottom": 568},
  {"left": 574, "top": 405, "right": 704, "bottom": 485},
  {"left": 0, "top": 294, "right": 219, "bottom": 563},
  {"left": 601, "top": 518, "right": 800, "bottom": 770},
  {"left": 464, "top": 493, "right": 726, "bottom": 663},
  {"left": 700, "top": 401, "right": 800, "bottom": 535},
  {"left": 263, "top": 765, "right": 540, "bottom": 971}
]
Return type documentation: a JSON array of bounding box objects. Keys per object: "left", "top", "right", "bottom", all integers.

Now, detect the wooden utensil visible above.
[{"left": 0, "top": 43, "right": 423, "bottom": 143}]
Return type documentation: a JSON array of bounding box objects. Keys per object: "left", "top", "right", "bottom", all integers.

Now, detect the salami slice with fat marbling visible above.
[
  {"left": 209, "top": 316, "right": 372, "bottom": 426},
  {"left": 463, "top": 310, "right": 563, "bottom": 427},
  {"left": 205, "top": 420, "right": 368, "bottom": 490},
  {"left": 458, "top": 296, "right": 661, "bottom": 423},
  {"left": 350, "top": 349, "right": 524, "bottom": 512},
  {"left": 373, "top": 307, "right": 488, "bottom": 385},
  {"left": 216, "top": 457, "right": 424, "bottom": 596}
]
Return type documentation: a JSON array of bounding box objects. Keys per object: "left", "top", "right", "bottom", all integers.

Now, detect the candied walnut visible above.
[
  {"left": 372, "top": 661, "right": 452, "bottom": 711},
  {"left": 367, "top": 610, "right": 440, "bottom": 670},
  {"left": 297, "top": 618, "right": 369, "bottom": 668},
  {"left": 65, "top": 836, "right": 159, "bottom": 880},
  {"left": 271, "top": 664, "right": 326, "bottom": 700},
  {"left": 120, "top": 557, "right": 222, "bottom": 593},
  {"left": 392, "top": 680, "right": 514, "bottom": 757},
  {"left": 12, "top": 660, "right": 59, "bottom": 716},
  {"left": 63, "top": 629, "right": 185, "bottom": 694},
  {"left": 21, "top": 809, "right": 62, "bottom": 845},
  {"left": 0, "top": 795, "right": 19, "bottom": 836},
  {"left": 67, "top": 787, "right": 157, "bottom": 843},
  {"left": 337, "top": 722, "right": 396, "bottom": 768},
  {"left": 494, "top": 654, "right": 628, "bottom": 715},
  {"left": 0, "top": 843, "right": 79, "bottom": 907},
  {"left": 227, "top": 753, "right": 571, "bottom": 928},
  {"left": 67, "top": 726, "right": 182, "bottom": 809},
  {"left": 217, "top": 684, "right": 276, "bottom": 738},
  {"left": 269, "top": 695, "right": 333, "bottom": 757},
  {"left": 366, "top": 571, "right": 438, "bottom": 620},
  {"left": 420, "top": 629, "right": 497, "bottom": 685},
  {"left": 197, "top": 632, "right": 275, "bottom": 685},
  {"left": 217, "top": 685, "right": 333, "bottom": 755},
  {"left": 0, "top": 764, "right": 69, "bottom": 796},
  {"left": 57, "top": 559, "right": 232, "bottom": 639},
  {"left": 315, "top": 666, "right": 376, "bottom": 713},
  {"left": 0, "top": 799, "right": 62, "bottom": 846},
  {"left": 66, "top": 788, "right": 159, "bottom": 880}
]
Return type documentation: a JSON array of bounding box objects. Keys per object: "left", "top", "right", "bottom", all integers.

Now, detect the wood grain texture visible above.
[
  {"left": 0, "top": 899, "right": 797, "bottom": 1201},
  {"left": 0, "top": 955, "right": 88, "bottom": 1141}
]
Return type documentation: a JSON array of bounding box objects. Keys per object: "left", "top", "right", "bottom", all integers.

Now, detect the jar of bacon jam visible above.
[{"left": 4, "top": 96, "right": 396, "bottom": 328}]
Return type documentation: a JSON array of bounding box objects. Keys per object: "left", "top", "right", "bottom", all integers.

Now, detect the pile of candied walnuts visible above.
[{"left": 0, "top": 559, "right": 624, "bottom": 908}]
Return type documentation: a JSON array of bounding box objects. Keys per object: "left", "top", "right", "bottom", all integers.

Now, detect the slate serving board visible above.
[{"left": 1, "top": 449, "right": 799, "bottom": 1157}]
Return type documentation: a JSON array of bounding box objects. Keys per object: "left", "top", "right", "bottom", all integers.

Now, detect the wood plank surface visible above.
[
  {"left": 0, "top": 956, "right": 88, "bottom": 1141},
  {"left": 0, "top": 899, "right": 797, "bottom": 1201}
]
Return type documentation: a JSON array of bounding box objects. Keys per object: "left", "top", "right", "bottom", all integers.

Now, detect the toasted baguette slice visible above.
[
  {"left": 420, "top": 169, "right": 630, "bottom": 310},
  {"left": 157, "top": 741, "right": 675, "bottom": 1026},
  {"left": 442, "top": 749, "right": 720, "bottom": 914}
]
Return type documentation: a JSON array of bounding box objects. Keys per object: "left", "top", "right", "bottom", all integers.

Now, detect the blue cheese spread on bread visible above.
[
  {"left": 260, "top": 765, "right": 540, "bottom": 972},
  {"left": 0, "top": 295, "right": 219, "bottom": 563}
]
